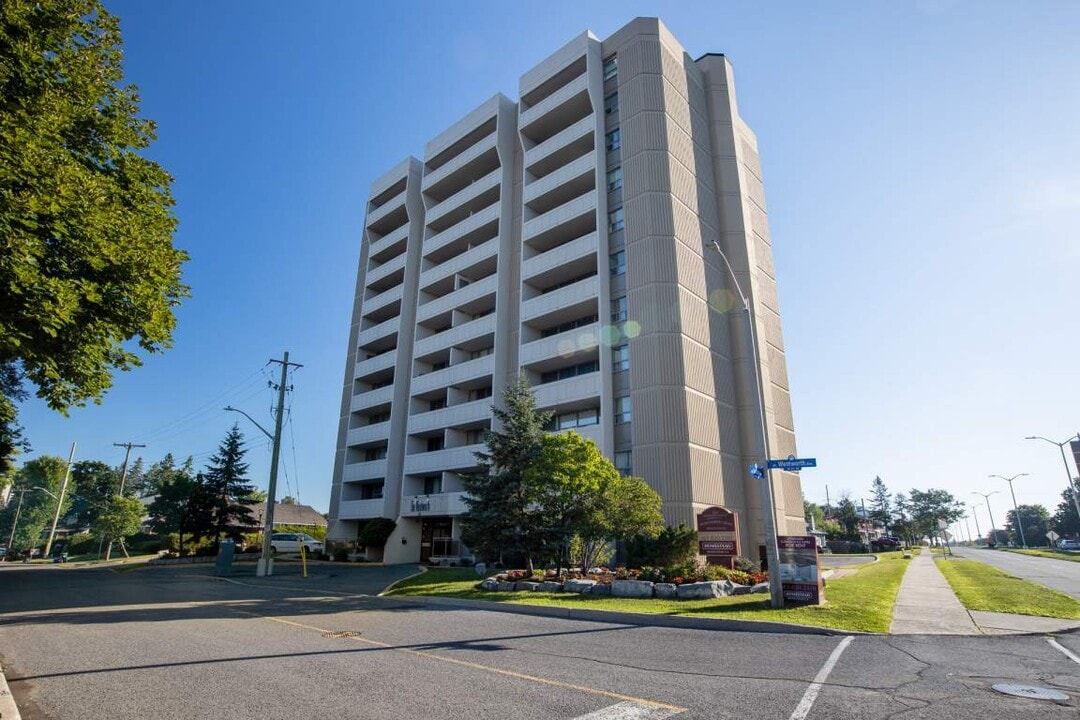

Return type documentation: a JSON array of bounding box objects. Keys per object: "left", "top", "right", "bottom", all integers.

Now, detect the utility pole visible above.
[
  {"left": 44, "top": 442, "right": 76, "bottom": 558},
  {"left": 6, "top": 489, "right": 26, "bottom": 556},
  {"left": 258, "top": 351, "right": 302, "bottom": 577},
  {"left": 104, "top": 442, "right": 146, "bottom": 561}
]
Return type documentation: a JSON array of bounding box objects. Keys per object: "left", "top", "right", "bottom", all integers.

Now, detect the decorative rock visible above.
[
  {"left": 496, "top": 581, "right": 517, "bottom": 592},
  {"left": 654, "top": 583, "right": 678, "bottom": 599},
  {"left": 538, "top": 581, "right": 564, "bottom": 593},
  {"left": 676, "top": 581, "right": 728, "bottom": 600},
  {"left": 731, "top": 584, "right": 752, "bottom": 596},
  {"left": 750, "top": 582, "right": 770, "bottom": 594},
  {"left": 588, "top": 583, "right": 612, "bottom": 596},
  {"left": 515, "top": 581, "right": 540, "bottom": 592},
  {"left": 474, "top": 562, "right": 487, "bottom": 576},
  {"left": 612, "top": 579, "right": 655, "bottom": 598},
  {"left": 565, "top": 578, "right": 597, "bottom": 593},
  {"left": 481, "top": 578, "right": 499, "bottom": 591}
]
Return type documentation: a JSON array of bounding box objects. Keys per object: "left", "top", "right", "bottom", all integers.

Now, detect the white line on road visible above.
[
  {"left": 788, "top": 636, "right": 854, "bottom": 720},
  {"left": 571, "top": 701, "right": 682, "bottom": 719},
  {"left": 1047, "top": 637, "right": 1080, "bottom": 665}
]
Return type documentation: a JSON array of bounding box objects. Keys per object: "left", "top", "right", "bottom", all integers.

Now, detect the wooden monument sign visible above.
[{"left": 696, "top": 506, "right": 739, "bottom": 569}]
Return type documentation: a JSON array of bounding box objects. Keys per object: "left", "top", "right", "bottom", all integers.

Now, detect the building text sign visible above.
[
  {"left": 777, "top": 535, "right": 823, "bottom": 605},
  {"left": 697, "top": 507, "right": 739, "bottom": 568}
]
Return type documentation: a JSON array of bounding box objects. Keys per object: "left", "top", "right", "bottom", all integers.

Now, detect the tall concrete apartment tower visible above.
[{"left": 327, "top": 18, "right": 804, "bottom": 565}]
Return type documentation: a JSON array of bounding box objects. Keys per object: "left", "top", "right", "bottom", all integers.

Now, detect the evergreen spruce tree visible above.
[{"left": 201, "top": 425, "right": 256, "bottom": 546}]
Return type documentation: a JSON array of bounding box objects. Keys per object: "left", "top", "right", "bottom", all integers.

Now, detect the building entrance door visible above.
[{"left": 419, "top": 518, "right": 453, "bottom": 562}]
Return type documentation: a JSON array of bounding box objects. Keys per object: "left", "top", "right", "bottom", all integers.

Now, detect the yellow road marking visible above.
[{"left": 238, "top": 611, "right": 685, "bottom": 713}]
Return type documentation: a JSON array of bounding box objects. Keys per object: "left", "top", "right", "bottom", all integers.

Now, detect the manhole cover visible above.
[
  {"left": 321, "top": 631, "right": 361, "bottom": 639},
  {"left": 992, "top": 684, "right": 1069, "bottom": 702}
]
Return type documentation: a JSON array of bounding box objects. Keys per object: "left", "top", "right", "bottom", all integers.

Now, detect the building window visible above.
[
  {"left": 615, "top": 395, "right": 631, "bottom": 424},
  {"left": 546, "top": 407, "right": 600, "bottom": 431},
  {"left": 368, "top": 412, "right": 390, "bottom": 425},
  {"left": 470, "top": 347, "right": 493, "bottom": 360},
  {"left": 465, "top": 428, "right": 487, "bottom": 445},
  {"left": 431, "top": 361, "right": 448, "bottom": 372},
  {"left": 468, "top": 386, "right": 492, "bottom": 401},
  {"left": 604, "top": 92, "right": 618, "bottom": 115},
  {"left": 360, "top": 482, "right": 384, "bottom": 500},
  {"left": 423, "top": 475, "right": 442, "bottom": 495},
  {"left": 614, "top": 451, "right": 632, "bottom": 476},
  {"left": 610, "top": 250, "right": 626, "bottom": 276},
  {"left": 429, "top": 397, "right": 447, "bottom": 411},
  {"left": 606, "top": 166, "right": 622, "bottom": 192},
  {"left": 455, "top": 275, "right": 471, "bottom": 290},
  {"left": 611, "top": 296, "right": 627, "bottom": 323},
  {"left": 541, "top": 313, "right": 598, "bottom": 338},
  {"left": 605, "top": 128, "right": 621, "bottom": 151},
  {"left": 603, "top": 56, "right": 618, "bottom": 81},
  {"left": 608, "top": 207, "right": 624, "bottom": 233},
  {"left": 426, "top": 436, "right": 445, "bottom": 452},
  {"left": 612, "top": 344, "right": 629, "bottom": 373},
  {"left": 364, "top": 446, "right": 387, "bottom": 462},
  {"left": 540, "top": 359, "right": 600, "bottom": 385}
]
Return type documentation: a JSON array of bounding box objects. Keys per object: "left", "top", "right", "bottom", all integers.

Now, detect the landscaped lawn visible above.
[
  {"left": 936, "top": 559, "right": 1080, "bottom": 619},
  {"left": 384, "top": 551, "right": 913, "bottom": 633},
  {"left": 1001, "top": 548, "right": 1080, "bottom": 563}
]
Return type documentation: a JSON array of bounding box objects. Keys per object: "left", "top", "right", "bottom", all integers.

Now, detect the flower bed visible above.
[{"left": 482, "top": 564, "right": 770, "bottom": 600}]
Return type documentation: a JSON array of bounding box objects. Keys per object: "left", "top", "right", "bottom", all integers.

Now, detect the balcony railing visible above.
[
  {"left": 401, "top": 491, "right": 470, "bottom": 517},
  {"left": 336, "top": 498, "right": 385, "bottom": 520}
]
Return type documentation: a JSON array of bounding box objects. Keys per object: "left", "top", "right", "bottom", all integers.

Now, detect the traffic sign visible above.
[
  {"left": 748, "top": 463, "right": 765, "bottom": 479},
  {"left": 767, "top": 455, "right": 817, "bottom": 471},
  {"left": 1047, "top": 530, "right": 1060, "bottom": 543}
]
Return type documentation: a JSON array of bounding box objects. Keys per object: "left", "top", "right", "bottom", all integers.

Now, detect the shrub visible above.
[
  {"left": 733, "top": 556, "right": 760, "bottom": 574},
  {"left": 357, "top": 518, "right": 396, "bottom": 546},
  {"left": 624, "top": 524, "right": 697, "bottom": 568}
]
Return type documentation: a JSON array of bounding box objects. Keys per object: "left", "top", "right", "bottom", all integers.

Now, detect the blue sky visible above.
[{"left": 16, "top": 1, "right": 1080, "bottom": 533}]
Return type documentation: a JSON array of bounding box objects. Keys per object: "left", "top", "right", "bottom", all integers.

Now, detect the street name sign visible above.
[{"left": 767, "top": 455, "right": 817, "bottom": 471}]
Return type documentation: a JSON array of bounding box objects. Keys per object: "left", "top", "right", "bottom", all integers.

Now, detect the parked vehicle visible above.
[
  {"left": 269, "top": 533, "right": 323, "bottom": 555},
  {"left": 1058, "top": 539, "right": 1080, "bottom": 551},
  {"left": 871, "top": 536, "right": 902, "bottom": 551}
]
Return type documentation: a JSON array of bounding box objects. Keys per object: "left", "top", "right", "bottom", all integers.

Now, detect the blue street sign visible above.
[
  {"left": 748, "top": 463, "right": 765, "bottom": 479},
  {"left": 767, "top": 455, "right": 818, "bottom": 471}
]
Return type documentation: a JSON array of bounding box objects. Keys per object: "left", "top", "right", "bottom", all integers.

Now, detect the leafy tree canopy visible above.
[
  {"left": 91, "top": 494, "right": 143, "bottom": 543},
  {"left": 0, "top": 0, "right": 188, "bottom": 468},
  {"left": 1005, "top": 504, "right": 1051, "bottom": 547},
  {"left": 0, "top": 455, "right": 70, "bottom": 551}
]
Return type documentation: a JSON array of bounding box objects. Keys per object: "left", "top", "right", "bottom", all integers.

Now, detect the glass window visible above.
[
  {"left": 365, "top": 446, "right": 387, "bottom": 461},
  {"left": 577, "top": 408, "right": 600, "bottom": 426},
  {"left": 468, "top": 387, "right": 492, "bottom": 401},
  {"left": 611, "top": 296, "right": 627, "bottom": 323},
  {"left": 608, "top": 207, "right": 624, "bottom": 233},
  {"left": 426, "top": 436, "right": 445, "bottom": 452},
  {"left": 612, "top": 344, "right": 629, "bottom": 372},
  {"left": 423, "top": 475, "right": 442, "bottom": 494},
  {"left": 614, "top": 451, "right": 632, "bottom": 476},
  {"left": 470, "top": 347, "right": 493, "bottom": 360},
  {"left": 429, "top": 397, "right": 447, "bottom": 411},
  {"left": 606, "top": 166, "right": 622, "bottom": 192},
  {"left": 605, "top": 128, "right": 621, "bottom": 151},
  {"left": 465, "top": 429, "right": 486, "bottom": 445},
  {"left": 603, "top": 56, "right": 618, "bottom": 81},
  {"left": 604, "top": 92, "right": 618, "bottom": 115},
  {"left": 615, "top": 395, "right": 631, "bottom": 424},
  {"left": 610, "top": 250, "right": 626, "bottom": 276}
]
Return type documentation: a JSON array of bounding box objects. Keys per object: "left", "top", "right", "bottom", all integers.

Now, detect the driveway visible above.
[{"left": 952, "top": 547, "right": 1080, "bottom": 599}]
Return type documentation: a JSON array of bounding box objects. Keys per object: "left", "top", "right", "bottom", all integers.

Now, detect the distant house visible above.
[{"left": 245, "top": 501, "right": 327, "bottom": 530}]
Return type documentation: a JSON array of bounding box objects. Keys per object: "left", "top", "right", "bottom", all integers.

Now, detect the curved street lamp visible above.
[
  {"left": 989, "top": 473, "right": 1028, "bottom": 548},
  {"left": 1026, "top": 435, "right": 1080, "bottom": 530},
  {"left": 972, "top": 491, "right": 999, "bottom": 546}
]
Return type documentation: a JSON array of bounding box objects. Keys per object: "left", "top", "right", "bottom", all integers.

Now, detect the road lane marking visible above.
[
  {"left": 1048, "top": 637, "right": 1080, "bottom": 665},
  {"left": 788, "top": 636, "right": 854, "bottom": 720},
  {"left": 571, "top": 701, "right": 681, "bottom": 719},
  {"left": 238, "top": 611, "right": 684, "bottom": 713}
]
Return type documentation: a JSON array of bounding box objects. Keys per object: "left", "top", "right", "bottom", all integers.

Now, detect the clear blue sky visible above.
[{"left": 17, "top": 1, "right": 1080, "bottom": 532}]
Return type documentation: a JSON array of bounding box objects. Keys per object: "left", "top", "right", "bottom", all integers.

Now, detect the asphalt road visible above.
[
  {"left": 952, "top": 547, "right": 1080, "bottom": 599},
  {"left": 2, "top": 563, "right": 1080, "bottom": 719}
]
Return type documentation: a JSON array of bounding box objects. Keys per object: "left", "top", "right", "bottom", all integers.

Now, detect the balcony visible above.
[
  {"left": 342, "top": 458, "right": 389, "bottom": 482},
  {"left": 362, "top": 284, "right": 403, "bottom": 319},
  {"left": 520, "top": 322, "right": 600, "bottom": 367},
  {"left": 366, "top": 188, "right": 407, "bottom": 227},
  {"left": 400, "top": 491, "right": 470, "bottom": 517},
  {"left": 521, "top": 232, "right": 597, "bottom": 283},
  {"left": 366, "top": 252, "right": 407, "bottom": 287},
  {"left": 524, "top": 115, "right": 595, "bottom": 177},
  {"left": 521, "top": 275, "right": 599, "bottom": 324},
  {"left": 519, "top": 72, "right": 590, "bottom": 136},
  {"left": 523, "top": 190, "right": 596, "bottom": 244},
  {"left": 419, "top": 238, "right": 498, "bottom": 290},
  {"left": 417, "top": 274, "right": 497, "bottom": 323},
  {"left": 353, "top": 351, "right": 396, "bottom": 380},
  {"left": 523, "top": 152, "right": 595, "bottom": 210},
  {"left": 533, "top": 372, "right": 602, "bottom": 409},
  {"left": 403, "top": 444, "right": 485, "bottom": 475},
  {"left": 346, "top": 422, "right": 390, "bottom": 446},
  {"left": 413, "top": 313, "right": 496, "bottom": 358},
  {"left": 336, "top": 498, "right": 385, "bottom": 520},
  {"left": 368, "top": 224, "right": 409, "bottom": 263},
  {"left": 424, "top": 203, "right": 500, "bottom": 259},
  {"left": 356, "top": 317, "right": 399, "bottom": 349},
  {"left": 411, "top": 354, "right": 495, "bottom": 396},
  {"left": 350, "top": 385, "right": 394, "bottom": 412},
  {"left": 425, "top": 168, "right": 501, "bottom": 229},
  {"left": 407, "top": 398, "right": 492, "bottom": 435},
  {"left": 422, "top": 132, "right": 498, "bottom": 194}
]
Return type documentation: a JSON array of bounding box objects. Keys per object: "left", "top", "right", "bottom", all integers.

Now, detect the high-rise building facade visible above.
[{"left": 327, "top": 18, "right": 804, "bottom": 565}]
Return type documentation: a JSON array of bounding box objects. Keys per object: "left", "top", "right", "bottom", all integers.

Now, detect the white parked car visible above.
[
  {"left": 269, "top": 533, "right": 323, "bottom": 555},
  {"left": 1058, "top": 539, "right": 1080, "bottom": 551}
]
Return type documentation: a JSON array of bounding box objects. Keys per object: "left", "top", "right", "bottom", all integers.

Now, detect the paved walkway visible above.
[{"left": 891, "top": 551, "right": 979, "bottom": 634}]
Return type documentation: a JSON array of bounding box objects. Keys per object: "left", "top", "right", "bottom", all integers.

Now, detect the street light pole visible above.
[
  {"left": 44, "top": 442, "right": 76, "bottom": 558},
  {"left": 1026, "top": 435, "right": 1080, "bottom": 529},
  {"left": 973, "top": 491, "right": 999, "bottom": 547},
  {"left": 989, "top": 473, "right": 1029, "bottom": 548},
  {"left": 709, "top": 241, "right": 783, "bottom": 609},
  {"left": 969, "top": 504, "right": 982, "bottom": 545}
]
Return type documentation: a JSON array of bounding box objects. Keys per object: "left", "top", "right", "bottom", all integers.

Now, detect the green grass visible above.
[
  {"left": 384, "top": 551, "right": 912, "bottom": 633},
  {"left": 1001, "top": 548, "right": 1080, "bottom": 563},
  {"left": 936, "top": 559, "right": 1080, "bottom": 619}
]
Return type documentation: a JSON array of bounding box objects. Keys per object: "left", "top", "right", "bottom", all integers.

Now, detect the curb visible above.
[
  {"left": 379, "top": 593, "right": 859, "bottom": 636},
  {"left": 0, "top": 664, "right": 21, "bottom": 720}
]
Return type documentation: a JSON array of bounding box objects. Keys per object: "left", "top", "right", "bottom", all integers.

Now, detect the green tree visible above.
[
  {"left": 804, "top": 499, "right": 825, "bottom": 529},
  {"left": 1005, "top": 504, "right": 1051, "bottom": 547},
  {"left": 907, "top": 488, "right": 965, "bottom": 541},
  {"left": 461, "top": 376, "right": 552, "bottom": 569},
  {"left": 145, "top": 457, "right": 202, "bottom": 555},
  {"left": 0, "top": 456, "right": 71, "bottom": 552},
  {"left": 868, "top": 476, "right": 892, "bottom": 534},
  {"left": 91, "top": 494, "right": 143, "bottom": 550},
  {"left": 0, "top": 0, "right": 188, "bottom": 470},
  {"left": 836, "top": 497, "right": 861, "bottom": 541},
  {"left": 1051, "top": 485, "right": 1080, "bottom": 539},
  {"left": 70, "top": 460, "right": 117, "bottom": 526},
  {"left": 200, "top": 425, "right": 257, "bottom": 546}
]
